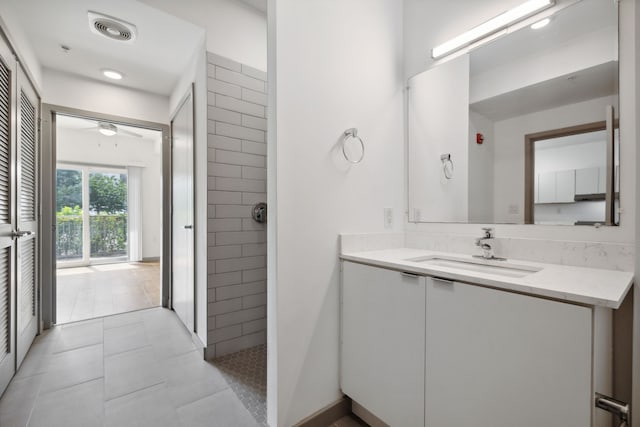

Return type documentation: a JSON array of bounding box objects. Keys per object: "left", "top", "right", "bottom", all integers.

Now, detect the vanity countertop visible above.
[{"left": 340, "top": 248, "right": 633, "bottom": 309}]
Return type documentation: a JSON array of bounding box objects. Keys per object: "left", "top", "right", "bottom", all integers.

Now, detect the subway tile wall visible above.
[{"left": 206, "top": 52, "right": 267, "bottom": 359}]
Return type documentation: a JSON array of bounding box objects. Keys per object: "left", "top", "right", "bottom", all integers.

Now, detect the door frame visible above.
[{"left": 40, "top": 104, "right": 171, "bottom": 329}]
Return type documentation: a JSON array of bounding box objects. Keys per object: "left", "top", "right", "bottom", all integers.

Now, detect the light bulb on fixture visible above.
[
  {"left": 98, "top": 122, "right": 117, "bottom": 136},
  {"left": 102, "top": 69, "right": 123, "bottom": 80},
  {"left": 431, "top": 0, "right": 555, "bottom": 59},
  {"left": 531, "top": 18, "right": 551, "bottom": 29}
]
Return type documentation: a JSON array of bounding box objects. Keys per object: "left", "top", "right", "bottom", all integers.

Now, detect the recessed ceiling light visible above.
[
  {"left": 531, "top": 18, "right": 551, "bottom": 29},
  {"left": 102, "top": 69, "right": 123, "bottom": 80}
]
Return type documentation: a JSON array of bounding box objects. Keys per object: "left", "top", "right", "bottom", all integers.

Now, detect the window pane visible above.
[
  {"left": 56, "top": 168, "right": 83, "bottom": 261},
  {"left": 89, "top": 172, "right": 128, "bottom": 260}
]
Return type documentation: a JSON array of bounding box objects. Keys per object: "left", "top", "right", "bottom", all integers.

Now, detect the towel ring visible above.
[
  {"left": 441, "top": 153, "right": 454, "bottom": 179},
  {"left": 342, "top": 128, "right": 365, "bottom": 164}
]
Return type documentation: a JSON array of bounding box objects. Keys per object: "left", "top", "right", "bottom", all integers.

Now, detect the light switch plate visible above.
[{"left": 384, "top": 207, "right": 393, "bottom": 229}]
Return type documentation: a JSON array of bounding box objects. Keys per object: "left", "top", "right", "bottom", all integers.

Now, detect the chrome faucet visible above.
[{"left": 474, "top": 227, "right": 505, "bottom": 260}]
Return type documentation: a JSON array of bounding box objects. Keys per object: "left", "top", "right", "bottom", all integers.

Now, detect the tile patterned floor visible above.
[
  {"left": 0, "top": 307, "right": 259, "bottom": 427},
  {"left": 213, "top": 344, "right": 267, "bottom": 426},
  {"left": 1, "top": 307, "right": 366, "bottom": 427},
  {"left": 56, "top": 262, "right": 160, "bottom": 324}
]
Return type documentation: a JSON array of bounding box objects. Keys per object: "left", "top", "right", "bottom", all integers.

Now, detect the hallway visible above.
[
  {"left": 0, "top": 308, "right": 259, "bottom": 427},
  {"left": 56, "top": 262, "right": 161, "bottom": 324}
]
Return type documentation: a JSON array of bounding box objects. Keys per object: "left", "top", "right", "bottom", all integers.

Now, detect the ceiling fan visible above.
[{"left": 82, "top": 121, "right": 143, "bottom": 138}]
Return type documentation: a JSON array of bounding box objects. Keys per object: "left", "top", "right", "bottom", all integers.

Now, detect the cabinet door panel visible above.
[
  {"left": 342, "top": 262, "right": 425, "bottom": 426},
  {"left": 556, "top": 169, "right": 576, "bottom": 202},
  {"left": 537, "top": 172, "right": 555, "bottom": 203},
  {"left": 16, "top": 65, "right": 38, "bottom": 368},
  {"left": 576, "top": 167, "right": 599, "bottom": 195},
  {"left": 425, "top": 279, "right": 592, "bottom": 427}
]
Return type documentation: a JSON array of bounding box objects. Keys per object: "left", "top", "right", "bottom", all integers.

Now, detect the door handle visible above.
[
  {"left": 184, "top": 225, "right": 193, "bottom": 230},
  {"left": 12, "top": 230, "right": 33, "bottom": 239}
]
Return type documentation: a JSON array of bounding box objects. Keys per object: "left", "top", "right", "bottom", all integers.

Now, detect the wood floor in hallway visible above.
[{"left": 56, "top": 262, "right": 160, "bottom": 324}]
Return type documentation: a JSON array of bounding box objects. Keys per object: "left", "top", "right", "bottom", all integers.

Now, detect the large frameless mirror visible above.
[{"left": 407, "top": 0, "right": 619, "bottom": 225}]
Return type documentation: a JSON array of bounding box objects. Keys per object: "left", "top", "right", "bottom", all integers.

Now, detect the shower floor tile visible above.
[{"left": 213, "top": 344, "right": 267, "bottom": 426}]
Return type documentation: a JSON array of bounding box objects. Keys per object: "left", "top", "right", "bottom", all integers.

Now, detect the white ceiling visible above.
[
  {"left": 468, "top": 0, "right": 618, "bottom": 121},
  {"left": 56, "top": 114, "right": 162, "bottom": 142},
  {"left": 470, "top": 61, "right": 618, "bottom": 122},
  {"left": 469, "top": 0, "right": 617, "bottom": 76},
  {"left": 5, "top": 0, "right": 205, "bottom": 95}
]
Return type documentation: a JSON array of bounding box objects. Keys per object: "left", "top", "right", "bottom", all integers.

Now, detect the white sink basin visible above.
[{"left": 405, "top": 255, "right": 541, "bottom": 278}]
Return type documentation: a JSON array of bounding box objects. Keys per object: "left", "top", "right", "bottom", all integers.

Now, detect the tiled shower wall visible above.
[{"left": 206, "top": 52, "right": 267, "bottom": 359}]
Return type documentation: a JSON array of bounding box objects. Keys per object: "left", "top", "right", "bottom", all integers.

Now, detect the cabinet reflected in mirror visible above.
[{"left": 407, "top": 0, "right": 619, "bottom": 225}]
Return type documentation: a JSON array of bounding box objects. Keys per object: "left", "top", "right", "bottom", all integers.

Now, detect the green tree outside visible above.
[
  {"left": 56, "top": 169, "right": 82, "bottom": 212},
  {"left": 89, "top": 173, "right": 127, "bottom": 214}
]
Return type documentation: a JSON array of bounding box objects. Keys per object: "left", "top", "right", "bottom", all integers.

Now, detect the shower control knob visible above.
[{"left": 252, "top": 203, "right": 267, "bottom": 224}]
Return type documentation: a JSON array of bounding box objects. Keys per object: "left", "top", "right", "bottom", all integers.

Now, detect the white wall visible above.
[
  {"left": 468, "top": 111, "right": 495, "bottom": 223},
  {"left": 42, "top": 69, "right": 170, "bottom": 124},
  {"left": 470, "top": 25, "right": 617, "bottom": 103},
  {"left": 408, "top": 55, "right": 469, "bottom": 222},
  {"left": 0, "top": 2, "right": 42, "bottom": 90},
  {"left": 140, "top": 0, "right": 267, "bottom": 72},
  {"left": 536, "top": 140, "right": 606, "bottom": 173},
  {"left": 493, "top": 95, "right": 617, "bottom": 223},
  {"left": 269, "top": 0, "right": 404, "bottom": 424},
  {"left": 56, "top": 128, "right": 162, "bottom": 259}
]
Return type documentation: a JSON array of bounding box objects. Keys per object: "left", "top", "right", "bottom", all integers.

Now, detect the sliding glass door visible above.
[{"left": 56, "top": 164, "right": 128, "bottom": 266}]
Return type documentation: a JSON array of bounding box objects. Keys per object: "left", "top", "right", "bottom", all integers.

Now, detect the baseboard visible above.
[
  {"left": 293, "top": 396, "right": 352, "bottom": 427},
  {"left": 203, "top": 346, "right": 215, "bottom": 361},
  {"left": 352, "top": 401, "right": 389, "bottom": 427},
  {"left": 142, "top": 256, "right": 160, "bottom": 263}
]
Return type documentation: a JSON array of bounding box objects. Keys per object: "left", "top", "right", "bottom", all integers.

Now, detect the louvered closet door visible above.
[
  {"left": 0, "top": 37, "right": 16, "bottom": 396},
  {"left": 15, "top": 64, "right": 38, "bottom": 368}
]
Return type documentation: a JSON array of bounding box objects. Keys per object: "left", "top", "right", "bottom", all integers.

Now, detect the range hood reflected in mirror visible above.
[{"left": 407, "top": 0, "right": 619, "bottom": 226}]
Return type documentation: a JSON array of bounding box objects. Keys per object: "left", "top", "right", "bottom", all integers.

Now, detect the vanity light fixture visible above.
[
  {"left": 102, "top": 69, "right": 123, "bottom": 80},
  {"left": 530, "top": 18, "right": 551, "bottom": 29},
  {"left": 431, "top": 0, "right": 555, "bottom": 59}
]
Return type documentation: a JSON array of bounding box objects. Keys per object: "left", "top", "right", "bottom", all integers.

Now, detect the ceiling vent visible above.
[{"left": 88, "top": 11, "right": 137, "bottom": 43}]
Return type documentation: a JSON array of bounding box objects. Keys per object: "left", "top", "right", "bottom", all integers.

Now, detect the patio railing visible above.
[{"left": 56, "top": 214, "right": 128, "bottom": 260}]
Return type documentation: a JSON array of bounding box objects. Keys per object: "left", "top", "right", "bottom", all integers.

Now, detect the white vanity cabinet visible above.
[
  {"left": 341, "top": 261, "right": 614, "bottom": 427},
  {"left": 341, "top": 261, "right": 426, "bottom": 426},
  {"left": 425, "top": 277, "right": 599, "bottom": 427}
]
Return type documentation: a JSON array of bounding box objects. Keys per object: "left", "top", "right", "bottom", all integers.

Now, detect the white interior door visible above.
[
  {"left": 171, "top": 90, "right": 194, "bottom": 332},
  {"left": 0, "top": 35, "right": 16, "bottom": 396},
  {"left": 16, "top": 65, "right": 38, "bottom": 368}
]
